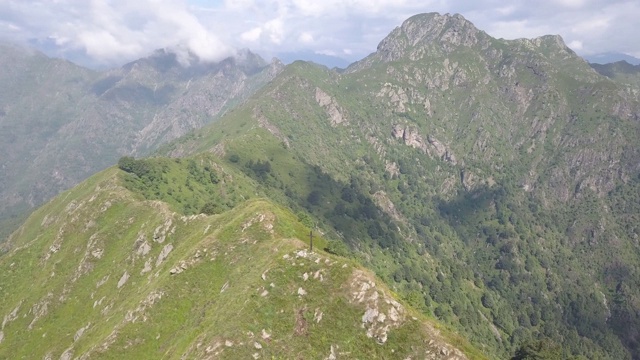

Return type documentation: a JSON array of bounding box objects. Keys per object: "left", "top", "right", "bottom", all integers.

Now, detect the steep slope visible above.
[
  {"left": 0, "top": 43, "right": 99, "bottom": 237},
  {"left": 0, "top": 160, "right": 483, "bottom": 360},
  {"left": 161, "top": 12, "right": 640, "bottom": 359},
  {"left": 0, "top": 45, "right": 283, "bottom": 241}
]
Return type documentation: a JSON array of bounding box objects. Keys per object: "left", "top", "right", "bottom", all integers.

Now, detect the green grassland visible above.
[{"left": 0, "top": 162, "right": 487, "bottom": 359}]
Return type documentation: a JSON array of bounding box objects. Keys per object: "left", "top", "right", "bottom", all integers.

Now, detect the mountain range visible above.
[
  {"left": 591, "top": 60, "right": 640, "bottom": 88},
  {"left": 0, "top": 43, "right": 283, "bottom": 240},
  {"left": 585, "top": 52, "right": 640, "bottom": 65},
  {"left": 2, "top": 12, "right": 640, "bottom": 359}
]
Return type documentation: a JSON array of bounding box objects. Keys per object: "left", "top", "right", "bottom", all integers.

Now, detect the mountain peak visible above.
[
  {"left": 507, "top": 33, "right": 579, "bottom": 62},
  {"left": 374, "top": 12, "right": 487, "bottom": 62},
  {"left": 515, "top": 33, "right": 569, "bottom": 50},
  {"left": 119, "top": 47, "right": 269, "bottom": 79}
]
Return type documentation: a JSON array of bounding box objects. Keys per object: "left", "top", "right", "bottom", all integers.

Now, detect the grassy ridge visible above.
[{"left": 0, "top": 163, "right": 485, "bottom": 359}]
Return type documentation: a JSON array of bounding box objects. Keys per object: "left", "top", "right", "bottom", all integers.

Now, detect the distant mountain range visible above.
[
  {"left": 276, "top": 50, "right": 354, "bottom": 69},
  {"left": 590, "top": 60, "right": 640, "bottom": 88},
  {"left": 0, "top": 44, "right": 283, "bottom": 240},
  {"left": 584, "top": 52, "right": 640, "bottom": 65}
]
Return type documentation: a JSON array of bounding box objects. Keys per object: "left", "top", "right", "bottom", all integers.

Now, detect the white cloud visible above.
[
  {"left": 241, "top": 27, "right": 263, "bottom": 42},
  {"left": 264, "top": 18, "right": 285, "bottom": 44},
  {"left": 553, "top": 0, "right": 588, "bottom": 8},
  {"left": 0, "top": 21, "right": 20, "bottom": 32},
  {"left": 1, "top": 0, "right": 640, "bottom": 67},
  {"left": 288, "top": 0, "right": 422, "bottom": 17},
  {"left": 223, "top": 0, "right": 256, "bottom": 11},
  {"left": 0, "top": 0, "right": 234, "bottom": 66},
  {"left": 316, "top": 49, "right": 337, "bottom": 56},
  {"left": 77, "top": 30, "right": 141, "bottom": 61},
  {"left": 568, "top": 40, "right": 583, "bottom": 50},
  {"left": 485, "top": 20, "right": 553, "bottom": 40},
  {"left": 299, "top": 32, "right": 314, "bottom": 44},
  {"left": 571, "top": 17, "right": 611, "bottom": 34}
]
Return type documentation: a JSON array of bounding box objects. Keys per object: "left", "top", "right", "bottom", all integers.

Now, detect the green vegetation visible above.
[
  {"left": 4, "top": 12, "right": 640, "bottom": 360},
  {"left": 511, "top": 339, "right": 564, "bottom": 360},
  {"left": 0, "top": 166, "right": 486, "bottom": 359},
  {"left": 591, "top": 61, "right": 640, "bottom": 88},
  {"left": 0, "top": 44, "right": 281, "bottom": 239},
  {"left": 153, "top": 14, "right": 640, "bottom": 358},
  {"left": 117, "top": 155, "right": 250, "bottom": 215},
  {"left": 0, "top": 204, "right": 30, "bottom": 242}
]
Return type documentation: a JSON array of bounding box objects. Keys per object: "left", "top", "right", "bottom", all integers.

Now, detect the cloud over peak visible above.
[
  {"left": 1, "top": 0, "right": 639, "bottom": 68},
  {"left": 1, "top": 0, "right": 234, "bottom": 66}
]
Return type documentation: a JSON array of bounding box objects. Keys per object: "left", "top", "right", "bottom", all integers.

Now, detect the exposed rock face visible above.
[
  {"left": 384, "top": 161, "right": 400, "bottom": 178},
  {"left": 169, "top": 249, "right": 204, "bottom": 275},
  {"left": 315, "top": 87, "right": 347, "bottom": 126},
  {"left": 241, "top": 212, "right": 275, "bottom": 234},
  {"left": 254, "top": 108, "right": 290, "bottom": 147},
  {"left": 351, "top": 13, "right": 490, "bottom": 68},
  {"left": 60, "top": 348, "right": 73, "bottom": 360},
  {"left": 348, "top": 269, "right": 406, "bottom": 344},
  {"left": 325, "top": 344, "right": 337, "bottom": 360},
  {"left": 372, "top": 191, "right": 404, "bottom": 224},
  {"left": 347, "top": 12, "right": 637, "bottom": 204},
  {"left": 2, "top": 302, "right": 21, "bottom": 329},
  {"left": 392, "top": 124, "right": 457, "bottom": 165},
  {"left": 3, "top": 10, "right": 640, "bottom": 360},
  {"left": 117, "top": 272, "right": 130, "bottom": 289},
  {"left": 28, "top": 293, "right": 52, "bottom": 330},
  {"left": 392, "top": 124, "right": 427, "bottom": 152},
  {"left": 155, "top": 244, "right": 174, "bottom": 267},
  {"left": 74, "top": 323, "right": 91, "bottom": 342},
  {"left": 378, "top": 83, "right": 410, "bottom": 113},
  {"left": 136, "top": 240, "right": 151, "bottom": 257},
  {"left": 427, "top": 135, "right": 457, "bottom": 165}
]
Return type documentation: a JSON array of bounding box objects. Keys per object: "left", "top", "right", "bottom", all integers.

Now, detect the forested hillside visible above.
[{"left": 161, "top": 13, "right": 640, "bottom": 359}]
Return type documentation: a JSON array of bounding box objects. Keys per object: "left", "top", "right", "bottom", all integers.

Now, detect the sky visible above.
[{"left": 1, "top": 0, "right": 639, "bottom": 68}]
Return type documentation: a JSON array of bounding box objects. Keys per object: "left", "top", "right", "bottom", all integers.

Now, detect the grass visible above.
[{"left": 0, "top": 164, "right": 488, "bottom": 359}]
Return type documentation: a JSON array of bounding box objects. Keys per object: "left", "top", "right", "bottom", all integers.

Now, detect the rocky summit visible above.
[{"left": 2, "top": 12, "right": 640, "bottom": 359}]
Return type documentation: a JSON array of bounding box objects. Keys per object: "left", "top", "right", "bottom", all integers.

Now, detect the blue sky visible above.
[{"left": 1, "top": 0, "right": 639, "bottom": 68}]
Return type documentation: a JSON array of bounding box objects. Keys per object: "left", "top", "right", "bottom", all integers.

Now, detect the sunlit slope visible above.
[{"left": 0, "top": 165, "right": 484, "bottom": 359}]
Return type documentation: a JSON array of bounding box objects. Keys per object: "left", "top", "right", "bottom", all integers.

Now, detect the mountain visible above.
[
  {"left": 159, "top": 12, "right": 640, "bottom": 358},
  {"left": 4, "top": 11, "right": 640, "bottom": 359},
  {"left": 0, "top": 156, "right": 484, "bottom": 359},
  {"left": 0, "top": 45, "right": 283, "bottom": 241},
  {"left": 590, "top": 60, "right": 640, "bottom": 88},
  {"left": 585, "top": 52, "right": 640, "bottom": 65},
  {"left": 277, "top": 50, "right": 353, "bottom": 69}
]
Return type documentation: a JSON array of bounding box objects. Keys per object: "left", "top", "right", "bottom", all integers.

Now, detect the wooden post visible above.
[{"left": 309, "top": 230, "right": 313, "bottom": 252}]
